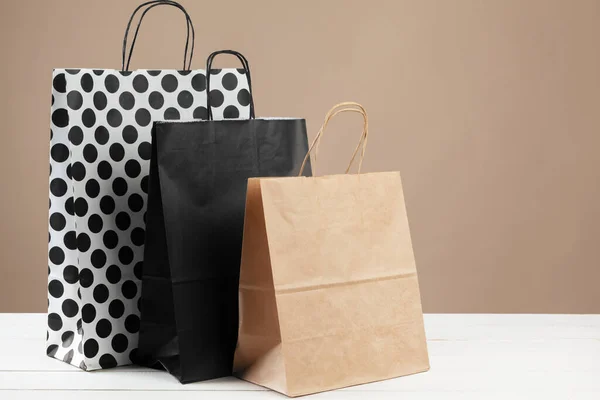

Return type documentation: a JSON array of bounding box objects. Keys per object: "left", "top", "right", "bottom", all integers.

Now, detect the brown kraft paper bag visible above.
[{"left": 233, "top": 102, "right": 430, "bottom": 397}]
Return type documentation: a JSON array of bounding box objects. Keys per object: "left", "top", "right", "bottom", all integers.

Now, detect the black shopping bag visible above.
[{"left": 137, "top": 50, "right": 312, "bottom": 383}]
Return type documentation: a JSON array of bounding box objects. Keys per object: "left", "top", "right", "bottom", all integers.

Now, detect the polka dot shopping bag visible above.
[{"left": 46, "top": 0, "right": 251, "bottom": 371}]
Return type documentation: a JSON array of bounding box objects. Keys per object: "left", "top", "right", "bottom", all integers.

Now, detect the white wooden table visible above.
[{"left": 0, "top": 314, "right": 598, "bottom": 399}]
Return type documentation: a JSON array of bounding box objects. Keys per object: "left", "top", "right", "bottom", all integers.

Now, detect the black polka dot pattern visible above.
[
  {"left": 97, "top": 161, "right": 112, "bottom": 180},
  {"left": 62, "top": 299, "right": 79, "bottom": 318},
  {"left": 106, "top": 264, "right": 122, "bottom": 284},
  {"left": 148, "top": 92, "right": 164, "bottom": 110},
  {"left": 50, "top": 213, "right": 66, "bottom": 231},
  {"left": 209, "top": 90, "right": 225, "bottom": 108},
  {"left": 177, "top": 90, "right": 193, "bottom": 108},
  {"left": 119, "top": 92, "right": 136, "bottom": 110},
  {"left": 103, "top": 230, "right": 119, "bottom": 249},
  {"left": 111, "top": 333, "right": 128, "bottom": 353},
  {"left": 51, "top": 143, "right": 70, "bottom": 163},
  {"left": 61, "top": 330, "right": 75, "bottom": 347},
  {"left": 93, "top": 92, "right": 107, "bottom": 110},
  {"left": 52, "top": 109, "right": 69, "bottom": 128},
  {"left": 107, "top": 109, "right": 123, "bottom": 127},
  {"left": 164, "top": 107, "right": 180, "bottom": 120},
  {"left": 161, "top": 74, "right": 178, "bottom": 92},
  {"left": 84, "top": 338, "right": 99, "bottom": 358},
  {"left": 109, "top": 143, "right": 125, "bottom": 162},
  {"left": 223, "top": 105, "right": 240, "bottom": 119},
  {"left": 77, "top": 233, "right": 91, "bottom": 252},
  {"left": 137, "top": 141, "right": 151, "bottom": 161},
  {"left": 79, "top": 269, "right": 94, "bottom": 289},
  {"left": 95, "top": 318, "right": 112, "bottom": 338},
  {"left": 128, "top": 194, "right": 144, "bottom": 212},
  {"left": 63, "top": 265, "right": 79, "bottom": 284},
  {"left": 67, "top": 91, "right": 83, "bottom": 110},
  {"left": 47, "top": 67, "right": 249, "bottom": 370},
  {"left": 135, "top": 109, "right": 151, "bottom": 126},
  {"left": 193, "top": 106, "right": 208, "bottom": 120},
  {"left": 85, "top": 180, "right": 101, "bottom": 199},
  {"left": 81, "top": 73, "right": 94, "bottom": 92},
  {"left": 222, "top": 73, "right": 238, "bottom": 91},
  {"left": 109, "top": 299, "right": 125, "bottom": 319},
  {"left": 82, "top": 303, "right": 97, "bottom": 322},
  {"left": 99, "top": 354, "right": 117, "bottom": 369},
  {"left": 93, "top": 284, "right": 109, "bottom": 304}
]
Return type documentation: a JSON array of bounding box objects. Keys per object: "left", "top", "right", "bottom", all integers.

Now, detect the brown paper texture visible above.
[{"left": 234, "top": 172, "right": 429, "bottom": 397}]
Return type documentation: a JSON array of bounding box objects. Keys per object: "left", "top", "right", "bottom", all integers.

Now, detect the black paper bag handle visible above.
[
  {"left": 206, "top": 50, "right": 255, "bottom": 120},
  {"left": 122, "top": 0, "right": 195, "bottom": 71}
]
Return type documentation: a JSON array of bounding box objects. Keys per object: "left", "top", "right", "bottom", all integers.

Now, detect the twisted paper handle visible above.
[{"left": 299, "top": 102, "right": 369, "bottom": 176}]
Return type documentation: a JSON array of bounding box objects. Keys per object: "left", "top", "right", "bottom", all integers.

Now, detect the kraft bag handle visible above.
[
  {"left": 299, "top": 102, "right": 369, "bottom": 176},
  {"left": 205, "top": 50, "right": 255, "bottom": 120},
  {"left": 122, "top": 0, "right": 195, "bottom": 71}
]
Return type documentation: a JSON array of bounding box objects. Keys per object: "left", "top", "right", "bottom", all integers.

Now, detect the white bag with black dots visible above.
[{"left": 46, "top": 0, "right": 251, "bottom": 371}]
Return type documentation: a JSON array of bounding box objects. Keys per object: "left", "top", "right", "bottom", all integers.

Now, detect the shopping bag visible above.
[
  {"left": 46, "top": 1, "right": 251, "bottom": 371},
  {"left": 136, "top": 50, "right": 312, "bottom": 383},
  {"left": 234, "top": 102, "right": 430, "bottom": 396}
]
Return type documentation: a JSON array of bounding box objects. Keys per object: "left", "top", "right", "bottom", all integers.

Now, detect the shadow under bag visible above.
[{"left": 137, "top": 51, "right": 312, "bottom": 383}]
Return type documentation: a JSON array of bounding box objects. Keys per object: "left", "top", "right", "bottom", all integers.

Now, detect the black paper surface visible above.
[{"left": 137, "top": 118, "right": 311, "bottom": 383}]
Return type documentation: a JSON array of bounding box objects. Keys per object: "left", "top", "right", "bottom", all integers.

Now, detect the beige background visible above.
[{"left": 0, "top": 0, "right": 599, "bottom": 313}]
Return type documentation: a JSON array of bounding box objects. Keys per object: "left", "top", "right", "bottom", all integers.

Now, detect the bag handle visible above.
[
  {"left": 205, "top": 50, "right": 255, "bottom": 120},
  {"left": 122, "top": 0, "right": 195, "bottom": 71},
  {"left": 299, "top": 102, "right": 369, "bottom": 176}
]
